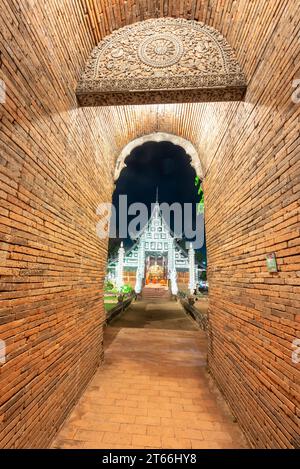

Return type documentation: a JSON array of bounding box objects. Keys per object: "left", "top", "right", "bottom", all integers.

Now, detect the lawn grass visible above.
[{"left": 104, "top": 302, "right": 118, "bottom": 312}]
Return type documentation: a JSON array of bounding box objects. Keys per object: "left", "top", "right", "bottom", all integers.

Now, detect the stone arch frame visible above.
[
  {"left": 77, "top": 17, "right": 247, "bottom": 106},
  {"left": 114, "top": 132, "right": 203, "bottom": 181}
]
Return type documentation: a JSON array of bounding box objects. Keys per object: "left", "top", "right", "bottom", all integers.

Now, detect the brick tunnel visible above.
[{"left": 0, "top": 0, "right": 300, "bottom": 449}]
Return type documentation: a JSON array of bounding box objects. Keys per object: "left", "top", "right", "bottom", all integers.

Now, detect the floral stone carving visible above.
[{"left": 76, "top": 18, "right": 247, "bottom": 106}]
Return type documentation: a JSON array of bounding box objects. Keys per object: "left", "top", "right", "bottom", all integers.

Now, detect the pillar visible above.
[
  {"left": 116, "top": 242, "right": 125, "bottom": 291},
  {"left": 135, "top": 240, "right": 145, "bottom": 294},
  {"left": 168, "top": 240, "right": 178, "bottom": 295},
  {"left": 188, "top": 243, "right": 196, "bottom": 294}
]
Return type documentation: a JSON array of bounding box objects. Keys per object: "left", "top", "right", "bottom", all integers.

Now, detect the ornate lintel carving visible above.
[{"left": 77, "top": 18, "right": 247, "bottom": 107}]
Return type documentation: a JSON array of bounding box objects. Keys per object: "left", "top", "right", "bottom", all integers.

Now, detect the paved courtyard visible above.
[{"left": 52, "top": 300, "right": 248, "bottom": 449}]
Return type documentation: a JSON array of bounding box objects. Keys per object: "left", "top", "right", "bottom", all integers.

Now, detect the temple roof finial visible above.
[{"left": 156, "top": 187, "right": 159, "bottom": 203}]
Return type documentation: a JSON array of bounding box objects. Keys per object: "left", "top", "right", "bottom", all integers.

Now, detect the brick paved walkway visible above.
[{"left": 52, "top": 300, "right": 247, "bottom": 449}]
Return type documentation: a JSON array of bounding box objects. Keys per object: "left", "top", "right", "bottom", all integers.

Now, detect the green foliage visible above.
[
  {"left": 195, "top": 175, "right": 204, "bottom": 214},
  {"left": 197, "top": 201, "right": 204, "bottom": 215},
  {"left": 104, "top": 302, "right": 118, "bottom": 312},
  {"left": 121, "top": 284, "right": 133, "bottom": 294},
  {"left": 195, "top": 251, "right": 204, "bottom": 263},
  {"left": 104, "top": 280, "right": 115, "bottom": 292},
  {"left": 108, "top": 238, "right": 122, "bottom": 259},
  {"left": 200, "top": 271, "right": 207, "bottom": 281}
]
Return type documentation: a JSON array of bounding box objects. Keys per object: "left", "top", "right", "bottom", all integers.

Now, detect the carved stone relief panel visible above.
[{"left": 77, "top": 18, "right": 247, "bottom": 106}]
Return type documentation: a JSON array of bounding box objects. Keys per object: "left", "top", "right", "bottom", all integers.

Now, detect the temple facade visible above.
[{"left": 107, "top": 201, "right": 203, "bottom": 294}]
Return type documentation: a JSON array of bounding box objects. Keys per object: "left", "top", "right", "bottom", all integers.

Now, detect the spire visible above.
[{"left": 153, "top": 187, "right": 160, "bottom": 218}]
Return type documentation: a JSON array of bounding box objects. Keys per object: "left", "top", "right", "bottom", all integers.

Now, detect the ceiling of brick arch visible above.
[
  {"left": 94, "top": 102, "right": 234, "bottom": 176},
  {"left": 12, "top": 1, "right": 287, "bottom": 179},
  {"left": 78, "top": 0, "right": 277, "bottom": 78},
  {"left": 45, "top": 0, "right": 294, "bottom": 178},
  {"left": 73, "top": 0, "right": 288, "bottom": 175},
  {"left": 79, "top": 0, "right": 265, "bottom": 64}
]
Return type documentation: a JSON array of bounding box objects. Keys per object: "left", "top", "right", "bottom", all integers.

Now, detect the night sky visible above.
[{"left": 110, "top": 141, "right": 207, "bottom": 261}]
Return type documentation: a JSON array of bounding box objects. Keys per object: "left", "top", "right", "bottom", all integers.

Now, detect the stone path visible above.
[
  {"left": 109, "top": 298, "right": 199, "bottom": 331},
  {"left": 52, "top": 299, "right": 247, "bottom": 449}
]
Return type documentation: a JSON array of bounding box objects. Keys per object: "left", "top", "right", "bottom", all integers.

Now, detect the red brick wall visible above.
[
  {"left": 203, "top": 4, "right": 300, "bottom": 448},
  {"left": 0, "top": 1, "right": 114, "bottom": 448},
  {"left": 0, "top": 0, "right": 299, "bottom": 449}
]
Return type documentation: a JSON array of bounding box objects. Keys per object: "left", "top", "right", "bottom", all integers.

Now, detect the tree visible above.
[
  {"left": 200, "top": 271, "right": 207, "bottom": 281},
  {"left": 108, "top": 238, "right": 121, "bottom": 259}
]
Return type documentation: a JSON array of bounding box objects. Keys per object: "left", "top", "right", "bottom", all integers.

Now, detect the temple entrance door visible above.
[{"left": 145, "top": 255, "right": 168, "bottom": 286}]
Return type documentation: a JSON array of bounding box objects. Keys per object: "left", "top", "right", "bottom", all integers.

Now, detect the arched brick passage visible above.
[
  {"left": 77, "top": 18, "right": 246, "bottom": 106},
  {"left": 0, "top": 0, "right": 299, "bottom": 450}
]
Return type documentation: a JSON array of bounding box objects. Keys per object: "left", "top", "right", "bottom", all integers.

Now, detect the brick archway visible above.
[
  {"left": 1, "top": 0, "right": 299, "bottom": 450},
  {"left": 114, "top": 132, "right": 203, "bottom": 181},
  {"left": 76, "top": 17, "right": 246, "bottom": 106}
]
